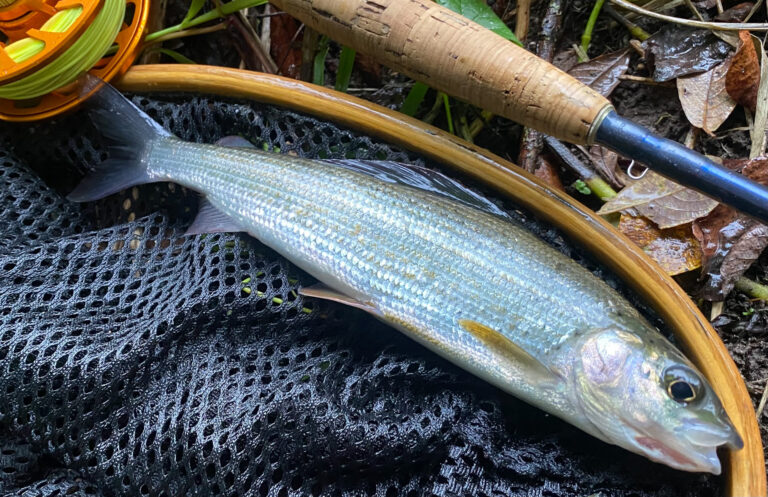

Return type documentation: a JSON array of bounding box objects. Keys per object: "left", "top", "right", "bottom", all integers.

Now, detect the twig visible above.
[
  {"left": 610, "top": 0, "right": 768, "bottom": 30},
  {"left": 544, "top": 136, "right": 618, "bottom": 200},
  {"left": 619, "top": 74, "right": 676, "bottom": 86},
  {"left": 604, "top": 4, "right": 651, "bottom": 41},
  {"left": 751, "top": 35, "right": 768, "bottom": 158},
  {"left": 519, "top": 0, "right": 565, "bottom": 172},
  {"left": 228, "top": 16, "right": 278, "bottom": 73},
  {"left": 682, "top": 0, "right": 705, "bottom": 21},
  {"left": 756, "top": 377, "right": 768, "bottom": 419},
  {"left": 139, "top": 0, "right": 167, "bottom": 63},
  {"left": 581, "top": 0, "right": 606, "bottom": 60},
  {"left": 736, "top": 276, "right": 768, "bottom": 300},
  {"left": 515, "top": 0, "right": 531, "bottom": 42}
]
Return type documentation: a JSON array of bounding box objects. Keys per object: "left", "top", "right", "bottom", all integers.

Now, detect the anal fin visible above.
[
  {"left": 186, "top": 198, "right": 244, "bottom": 236},
  {"left": 459, "top": 319, "right": 558, "bottom": 383}
]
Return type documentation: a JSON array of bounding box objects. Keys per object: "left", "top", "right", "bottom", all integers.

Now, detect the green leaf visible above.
[
  {"left": 154, "top": 48, "right": 196, "bottom": 65},
  {"left": 435, "top": 0, "right": 521, "bottom": 46},
  {"left": 335, "top": 46, "right": 356, "bottom": 93},
  {"left": 182, "top": 0, "right": 207, "bottom": 27},
  {"left": 572, "top": 179, "right": 592, "bottom": 195},
  {"left": 401, "top": 81, "right": 430, "bottom": 116},
  {"left": 313, "top": 36, "right": 330, "bottom": 86}
]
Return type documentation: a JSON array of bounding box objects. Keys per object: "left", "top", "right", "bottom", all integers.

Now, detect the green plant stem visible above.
[
  {"left": 312, "top": 36, "right": 330, "bottom": 86},
  {"left": 585, "top": 177, "right": 617, "bottom": 201},
  {"left": 581, "top": 0, "right": 606, "bottom": 61},
  {"left": 143, "top": 22, "right": 227, "bottom": 47},
  {"left": 144, "top": 0, "right": 267, "bottom": 43},
  {"left": 442, "top": 93, "right": 455, "bottom": 135},
  {"left": 469, "top": 110, "right": 494, "bottom": 138},
  {"left": 735, "top": 277, "right": 768, "bottom": 300}
]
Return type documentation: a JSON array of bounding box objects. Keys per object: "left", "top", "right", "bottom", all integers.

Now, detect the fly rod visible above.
[{"left": 270, "top": 0, "right": 768, "bottom": 224}]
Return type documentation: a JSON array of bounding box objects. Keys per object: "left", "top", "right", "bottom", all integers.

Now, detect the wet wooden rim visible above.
[{"left": 116, "top": 65, "right": 766, "bottom": 496}]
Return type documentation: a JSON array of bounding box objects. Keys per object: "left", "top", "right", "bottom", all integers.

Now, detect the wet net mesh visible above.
[{"left": 0, "top": 96, "right": 720, "bottom": 497}]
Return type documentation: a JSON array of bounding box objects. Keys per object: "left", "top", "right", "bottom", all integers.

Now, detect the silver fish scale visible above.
[{"left": 149, "top": 138, "right": 643, "bottom": 400}]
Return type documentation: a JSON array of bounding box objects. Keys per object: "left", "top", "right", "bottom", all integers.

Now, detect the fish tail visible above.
[{"left": 67, "top": 77, "right": 173, "bottom": 202}]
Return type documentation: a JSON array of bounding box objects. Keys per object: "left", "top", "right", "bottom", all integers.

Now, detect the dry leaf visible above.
[
  {"left": 726, "top": 30, "right": 760, "bottom": 112},
  {"left": 568, "top": 50, "right": 630, "bottom": 97},
  {"left": 692, "top": 205, "right": 768, "bottom": 299},
  {"left": 644, "top": 26, "right": 731, "bottom": 82},
  {"left": 597, "top": 171, "right": 719, "bottom": 228},
  {"left": 714, "top": 2, "right": 754, "bottom": 22},
  {"left": 691, "top": 157, "right": 768, "bottom": 299},
  {"left": 588, "top": 145, "right": 628, "bottom": 189},
  {"left": 620, "top": 214, "right": 702, "bottom": 275},
  {"left": 533, "top": 156, "right": 564, "bottom": 191},
  {"left": 270, "top": 13, "right": 303, "bottom": 79},
  {"left": 677, "top": 59, "right": 736, "bottom": 134}
]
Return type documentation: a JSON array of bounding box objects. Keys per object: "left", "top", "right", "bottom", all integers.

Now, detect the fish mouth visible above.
[{"left": 629, "top": 419, "right": 743, "bottom": 475}]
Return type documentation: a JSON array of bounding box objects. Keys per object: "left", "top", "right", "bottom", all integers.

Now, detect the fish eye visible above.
[{"left": 663, "top": 365, "right": 702, "bottom": 404}]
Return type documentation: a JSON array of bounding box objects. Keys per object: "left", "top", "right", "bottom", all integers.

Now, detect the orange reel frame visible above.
[
  {"left": 0, "top": 0, "right": 149, "bottom": 121},
  {"left": 0, "top": 0, "right": 58, "bottom": 42}
]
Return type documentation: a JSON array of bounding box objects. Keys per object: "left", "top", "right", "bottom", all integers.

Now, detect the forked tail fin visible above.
[{"left": 67, "top": 76, "right": 174, "bottom": 202}]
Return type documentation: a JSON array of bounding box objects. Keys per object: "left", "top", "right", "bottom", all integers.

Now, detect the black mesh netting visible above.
[{"left": 0, "top": 96, "right": 722, "bottom": 497}]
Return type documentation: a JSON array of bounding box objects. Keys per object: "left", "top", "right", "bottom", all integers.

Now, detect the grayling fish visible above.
[{"left": 69, "top": 83, "right": 743, "bottom": 474}]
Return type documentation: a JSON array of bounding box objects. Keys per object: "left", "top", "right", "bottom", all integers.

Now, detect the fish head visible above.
[{"left": 568, "top": 324, "right": 742, "bottom": 474}]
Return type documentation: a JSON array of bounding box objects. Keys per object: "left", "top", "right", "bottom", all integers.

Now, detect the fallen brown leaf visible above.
[
  {"left": 714, "top": 2, "right": 754, "bottom": 22},
  {"left": 644, "top": 26, "right": 732, "bottom": 82},
  {"left": 620, "top": 214, "right": 702, "bottom": 275},
  {"left": 270, "top": 13, "right": 303, "bottom": 79},
  {"left": 597, "top": 171, "right": 719, "bottom": 228},
  {"left": 588, "top": 145, "right": 628, "bottom": 189},
  {"left": 726, "top": 30, "right": 760, "bottom": 113},
  {"left": 677, "top": 58, "right": 736, "bottom": 134},
  {"left": 692, "top": 156, "right": 768, "bottom": 299},
  {"left": 533, "top": 156, "right": 564, "bottom": 191},
  {"left": 568, "top": 50, "right": 630, "bottom": 97},
  {"left": 693, "top": 206, "right": 768, "bottom": 300}
]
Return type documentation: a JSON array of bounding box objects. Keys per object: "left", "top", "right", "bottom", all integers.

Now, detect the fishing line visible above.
[{"left": 0, "top": 0, "right": 124, "bottom": 100}]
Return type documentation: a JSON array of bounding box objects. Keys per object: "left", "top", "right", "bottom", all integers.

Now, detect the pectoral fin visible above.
[
  {"left": 299, "top": 284, "right": 382, "bottom": 317},
  {"left": 459, "top": 319, "right": 558, "bottom": 383}
]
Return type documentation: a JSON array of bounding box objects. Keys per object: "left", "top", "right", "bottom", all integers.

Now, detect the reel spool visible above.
[{"left": 0, "top": 0, "right": 149, "bottom": 121}]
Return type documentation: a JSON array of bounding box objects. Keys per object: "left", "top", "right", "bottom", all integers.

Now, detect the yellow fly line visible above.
[{"left": 0, "top": 0, "right": 124, "bottom": 99}]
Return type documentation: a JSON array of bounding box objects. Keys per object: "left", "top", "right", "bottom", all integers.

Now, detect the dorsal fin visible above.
[
  {"left": 321, "top": 159, "right": 509, "bottom": 218},
  {"left": 459, "top": 319, "right": 558, "bottom": 383}
]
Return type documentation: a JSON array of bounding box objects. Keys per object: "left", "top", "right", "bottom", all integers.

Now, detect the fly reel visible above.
[{"left": 0, "top": 0, "right": 148, "bottom": 121}]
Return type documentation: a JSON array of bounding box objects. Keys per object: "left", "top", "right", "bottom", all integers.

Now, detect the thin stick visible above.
[
  {"left": 519, "top": 0, "right": 564, "bottom": 172},
  {"left": 604, "top": 4, "right": 651, "bottom": 41},
  {"left": 736, "top": 276, "right": 768, "bottom": 300},
  {"left": 619, "top": 74, "right": 676, "bottom": 86},
  {"left": 545, "top": 136, "right": 617, "bottom": 200},
  {"left": 682, "top": 0, "right": 705, "bottom": 21},
  {"left": 756, "top": 377, "right": 768, "bottom": 419},
  {"left": 515, "top": 0, "right": 531, "bottom": 42},
  {"left": 611, "top": 0, "right": 768, "bottom": 30}
]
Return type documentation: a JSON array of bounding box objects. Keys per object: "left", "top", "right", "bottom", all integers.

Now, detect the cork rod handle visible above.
[{"left": 270, "top": 0, "right": 613, "bottom": 144}]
